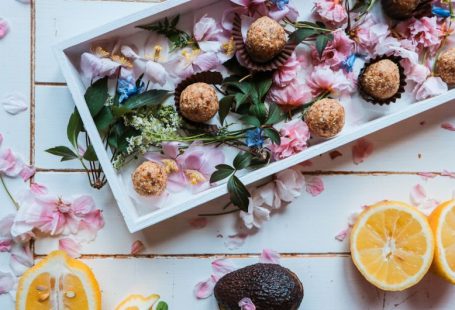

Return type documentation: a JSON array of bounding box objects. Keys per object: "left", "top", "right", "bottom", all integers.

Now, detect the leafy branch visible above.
[{"left": 289, "top": 21, "right": 334, "bottom": 57}]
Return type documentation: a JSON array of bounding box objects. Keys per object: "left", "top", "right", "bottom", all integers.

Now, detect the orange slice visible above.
[
  {"left": 115, "top": 294, "right": 160, "bottom": 310},
  {"left": 16, "top": 250, "right": 101, "bottom": 310},
  {"left": 428, "top": 199, "right": 455, "bottom": 284},
  {"left": 350, "top": 201, "right": 434, "bottom": 291}
]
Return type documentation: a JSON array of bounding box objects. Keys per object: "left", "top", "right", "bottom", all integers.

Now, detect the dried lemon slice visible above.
[
  {"left": 16, "top": 250, "right": 101, "bottom": 310},
  {"left": 115, "top": 294, "right": 160, "bottom": 310},
  {"left": 428, "top": 199, "right": 455, "bottom": 284},
  {"left": 350, "top": 201, "right": 434, "bottom": 291}
]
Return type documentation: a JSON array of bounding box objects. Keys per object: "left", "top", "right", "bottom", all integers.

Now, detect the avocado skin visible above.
[{"left": 214, "top": 263, "right": 304, "bottom": 310}]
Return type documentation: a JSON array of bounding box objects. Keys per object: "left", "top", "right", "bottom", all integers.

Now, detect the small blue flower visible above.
[
  {"left": 246, "top": 128, "right": 264, "bottom": 149},
  {"left": 432, "top": 6, "right": 451, "bottom": 18},
  {"left": 271, "top": 0, "right": 289, "bottom": 10},
  {"left": 342, "top": 54, "right": 358, "bottom": 73},
  {"left": 117, "top": 76, "right": 144, "bottom": 103}
]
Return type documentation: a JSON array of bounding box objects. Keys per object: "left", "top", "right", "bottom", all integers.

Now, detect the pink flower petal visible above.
[
  {"left": 259, "top": 249, "right": 280, "bottom": 264},
  {"left": 442, "top": 170, "right": 455, "bottom": 179},
  {"left": 441, "top": 122, "right": 455, "bottom": 131},
  {"left": 9, "top": 243, "right": 33, "bottom": 276},
  {"left": 335, "top": 228, "right": 349, "bottom": 242},
  {"left": 1, "top": 93, "right": 28, "bottom": 115},
  {"left": 417, "top": 172, "right": 437, "bottom": 181},
  {"left": 130, "top": 240, "right": 145, "bottom": 255},
  {"left": 162, "top": 142, "right": 180, "bottom": 159},
  {"left": 410, "top": 184, "right": 426, "bottom": 206},
  {"left": 0, "top": 19, "right": 9, "bottom": 39},
  {"left": 20, "top": 165, "right": 35, "bottom": 181},
  {"left": 188, "top": 217, "right": 208, "bottom": 229},
  {"left": 224, "top": 233, "right": 248, "bottom": 250},
  {"left": 352, "top": 139, "right": 374, "bottom": 165},
  {"left": 239, "top": 297, "right": 256, "bottom": 310},
  {"left": 59, "top": 238, "right": 81, "bottom": 258},
  {"left": 0, "top": 271, "right": 14, "bottom": 295},
  {"left": 305, "top": 176, "right": 324, "bottom": 197},
  {"left": 30, "top": 183, "right": 48, "bottom": 195},
  {"left": 212, "top": 258, "right": 237, "bottom": 276},
  {"left": 194, "top": 275, "right": 217, "bottom": 299}
]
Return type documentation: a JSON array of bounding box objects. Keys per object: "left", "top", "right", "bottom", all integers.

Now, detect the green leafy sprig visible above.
[
  {"left": 137, "top": 15, "right": 194, "bottom": 51},
  {"left": 288, "top": 21, "right": 334, "bottom": 57}
]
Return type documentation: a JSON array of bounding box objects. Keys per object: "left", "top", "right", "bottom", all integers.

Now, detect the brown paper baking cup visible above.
[
  {"left": 232, "top": 14, "right": 297, "bottom": 72},
  {"left": 358, "top": 55, "right": 407, "bottom": 106},
  {"left": 174, "top": 71, "right": 223, "bottom": 133}
]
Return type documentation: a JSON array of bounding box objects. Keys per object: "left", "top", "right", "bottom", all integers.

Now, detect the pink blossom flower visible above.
[
  {"left": 239, "top": 297, "right": 256, "bottom": 310},
  {"left": 259, "top": 248, "right": 280, "bottom": 264},
  {"left": 268, "top": 79, "right": 313, "bottom": 110},
  {"left": 274, "top": 168, "right": 306, "bottom": 202},
  {"left": 80, "top": 52, "right": 120, "bottom": 83},
  {"left": 415, "top": 77, "right": 448, "bottom": 100},
  {"left": 305, "top": 176, "right": 325, "bottom": 197},
  {"left": 406, "top": 17, "right": 442, "bottom": 54},
  {"left": 59, "top": 238, "right": 81, "bottom": 258},
  {"left": 311, "top": 29, "right": 354, "bottom": 69},
  {"left": 307, "top": 65, "right": 355, "bottom": 97},
  {"left": 0, "top": 149, "right": 24, "bottom": 177},
  {"left": 0, "top": 214, "right": 14, "bottom": 252},
  {"left": 0, "top": 19, "right": 9, "bottom": 39},
  {"left": 313, "top": 0, "right": 348, "bottom": 27},
  {"left": 441, "top": 122, "right": 455, "bottom": 131},
  {"left": 271, "top": 120, "right": 311, "bottom": 160},
  {"left": 352, "top": 139, "right": 374, "bottom": 165},
  {"left": 273, "top": 53, "right": 302, "bottom": 87},
  {"left": 30, "top": 183, "right": 48, "bottom": 195},
  {"left": 240, "top": 192, "right": 271, "bottom": 229},
  {"left": 130, "top": 240, "right": 145, "bottom": 255},
  {"left": 20, "top": 165, "right": 35, "bottom": 182},
  {"left": 374, "top": 37, "right": 419, "bottom": 62},
  {"left": 401, "top": 59, "right": 430, "bottom": 85},
  {"left": 352, "top": 15, "right": 389, "bottom": 53},
  {"left": 165, "top": 49, "right": 220, "bottom": 81},
  {"left": 194, "top": 16, "right": 234, "bottom": 63}
]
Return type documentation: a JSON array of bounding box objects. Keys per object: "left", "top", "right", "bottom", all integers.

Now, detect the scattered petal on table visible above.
[
  {"left": 224, "top": 233, "right": 248, "bottom": 250},
  {"left": 0, "top": 19, "right": 9, "bottom": 39},
  {"left": 239, "top": 297, "right": 256, "bottom": 310},
  {"left": 335, "top": 228, "right": 349, "bottom": 241},
  {"left": 130, "top": 240, "right": 145, "bottom": 255},
  {"left": 20, "top": 165, "right": 35, "bottom": 181},
  {"left": 30, "top": 182, "right": 48, "bottom": 195},
  {"left": 188, "top": 217, "right": 208, "bottom": 229},
  {"left": 259, "top": 248, "right": 280, "bottom": 264},
  {"left": 352, "top": 139, "right": 374, "bottom": 165},
  {"left": 0, "top": 271, "right": 15, "bottom": 295},
  {"left": 441, "top": 122, "right": 455, "bottom": 131},
  {"left": 194, "top": 275, "right": 217, "bottom": 299},
  {"left": 441, "top": 170, "right": 455, "bottom": 179},
  {"left": 410, "top": 184, "right": 426, "bottom": 206},
  {"left": 417, "top": 172, "right": 437, "bottom": 181},
  {"left": 59, "top": 238, "right": 81, "bottom": 258},
  {"left": 212, "top": 258, "right": 236, "bottom": 276},
  {"left": 1, "top": 93, "right": 28, "bottom": 115},
  {"left": 305, "top": 176, "right": 325, "bottom": 197}
]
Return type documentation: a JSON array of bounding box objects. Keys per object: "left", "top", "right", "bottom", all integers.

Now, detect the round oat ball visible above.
[
  {"left": 132, "top": 161, "right": 168, "bottom": 196},
  {"left": 360, "top": 59, "right": 400, "bottom": 101},
  {"left": 305, "top": 99, "right": 345, "bottom": 138},
  {"left": 179, "top": 82, "right": 219, "bottom": 123},
  {"left": 436, "top": 48, "right": 455, "bottom": 85},
  {"left": 381, "top": 0, "right": 420, "bottom": 20},
  {"left": 245, "top": 16, "right": 287, "bottom": 63}
]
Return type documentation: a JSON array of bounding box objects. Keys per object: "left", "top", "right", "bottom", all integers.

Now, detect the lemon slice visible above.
[
  {"left": 16, "top": 250, "right": 101, "bottom": 310},
  {"left": 350, "top": 201, "right": 434, "bottom": 291},
  {"left": 428, "top": 199, "right": 455, "bottom": 284},
  {"left": 115, "top": 294, "right": 160, "bottom": 310}
]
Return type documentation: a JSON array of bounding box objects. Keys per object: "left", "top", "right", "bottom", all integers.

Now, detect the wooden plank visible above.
[
  {"left": 35, "top": 0, "right": 157, "bottom": 83},
  {"left": 34, "top": 172, "right": 455, "bottom": 255}
]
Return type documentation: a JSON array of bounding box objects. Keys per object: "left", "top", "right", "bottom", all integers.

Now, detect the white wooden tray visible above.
[{"left": 54, "top": 0, "right": 455, "bottom": 232}]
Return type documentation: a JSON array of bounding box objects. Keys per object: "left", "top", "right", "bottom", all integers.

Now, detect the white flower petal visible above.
[
  {"left": 1, "top": 93, "right": 28, "bottom": 115},
  {"left": 0, "top": 271, "right": 15, "bottom": 295}
]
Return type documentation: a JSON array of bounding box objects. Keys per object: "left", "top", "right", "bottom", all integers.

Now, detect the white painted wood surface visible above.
[{"left": 0, "top": 0, "right": 454, "bottom": 309}]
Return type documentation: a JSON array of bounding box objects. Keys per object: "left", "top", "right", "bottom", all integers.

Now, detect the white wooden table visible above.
[{"left": 1, "top": 0, "right": 455, "bottom": 309}]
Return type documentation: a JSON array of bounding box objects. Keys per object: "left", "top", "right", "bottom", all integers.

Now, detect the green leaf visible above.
[
  {"left": 240, "top": 115, "right": 261, "bottom": 127},
  {"left": 233, "top": 152, "right": 252, "bottom": 170},
  {"left": 250, "top": 103, "right": 267, "bottom": 124},
  {"left": 85, "top": 77, "right": 109, "bottom": 117},
  {"left": 223, "top": 57, "right": 249, "bottom": 76},
  {"left": 156, "top": 301, "right": 169, "bottom": 310},
  {"left": 316, "top": 34, "right": 331, "bottom": 57},
  {"left": 224, "top": 81, "right": 254, "bottom": 95},
  {"left": 135, "top": 73, "right": 144, "bottom": 89},
  {"left": 46, "top": 146, "right": 78, "bottom": 161},
  {"left": 227, "top": 175, "right": 250, "bottom": 212},
  {"left": 263, "top": 128, "right": 281, "bottom": 145},
  {"left": 67, "top": 110, "right": 83, "bottom": 148},
  {"left": 289, "top": 28, "right": 318, "bottom": 44},
  {"left": 95, "top": 106, "right": 114, "bottom": 134},
  {"left": 219, "top": 95, "right": 235, "bottom": 125},
  {"left": 112, "top": 106, "right": 130, "bottom": 118},
  {"left": 210, "top": 165, "right": 235, "bottom": 183},
  {"left": 82, "top": 144, "right": 98, "bottom": 161},
  {"left": 234, "top": 92, "right": 250, "bottom": 109},
  {"left": 123, "top": 90, "right": 170, "bottom": 110},
  {"left": 255, "top": 75, "right": 273, "bottom": 102},
  {"left": 265, "top": 104, "right": 285, "bottom": 125}
]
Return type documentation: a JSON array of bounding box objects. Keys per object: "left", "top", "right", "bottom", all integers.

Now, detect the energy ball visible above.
[
  {"left": 179, "top": 82, "right": 219, "bottom": 123},
  {"left": 382, "top": 0, "right": 420, "bottom": 20},
  {"left": 245, "top": 16, "right": 287, "bottom": 63},
  {"left": 305, "top": 99, "right": 345, "bottom": 138},
  {"left": 132, "top": 161, "right": 167, "bottom": 196},
  {"left": 436, "top": 48, "right": 455, "bottom": 85},
  {"left": 360, "top": 59, "right": 401, "bottom": 101}
]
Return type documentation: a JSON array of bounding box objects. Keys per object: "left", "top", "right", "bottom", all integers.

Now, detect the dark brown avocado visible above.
[{"left": 214, "top": 263, "right": 304, "bottom": 310}]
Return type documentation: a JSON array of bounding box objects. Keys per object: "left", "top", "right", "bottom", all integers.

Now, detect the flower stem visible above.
[
  {"left": 199, "top": 208, "right": 241, "bottom": 217},
  {"left": 0, "top": 175, "right": 20, "bottom": 210}
]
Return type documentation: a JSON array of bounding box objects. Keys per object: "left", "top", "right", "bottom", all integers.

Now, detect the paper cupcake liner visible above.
[
  {"left": 232, "top": 14, "right": 297, "bottom": 72},
  {"left": 358, "top": 55, "right": 407, "bottom": 106},
  {"left": 174, "top": 71, "right": 223, "bottom": 133}
]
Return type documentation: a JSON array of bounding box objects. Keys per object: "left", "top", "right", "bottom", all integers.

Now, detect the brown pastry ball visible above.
[
  {"left": 360, "top": 59, "right": 400, "bottom": 101},
  {"left": 436, "top": 48, "right": 455, "bottom": 85},
  {"left": 381, "top": 0, "right": 420, "bottom": 20},
  {"left": 179, "top": 82, "right": 219, "bottom": 123},
  {"left": 305, "top": 99, "right": 345, "bottom": 138},
  {"left": 132, "top": 161, "right": 167, "bottom": 196},
  {"left": 245, "top": 16, "right": 287, "bottom": 63}
]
